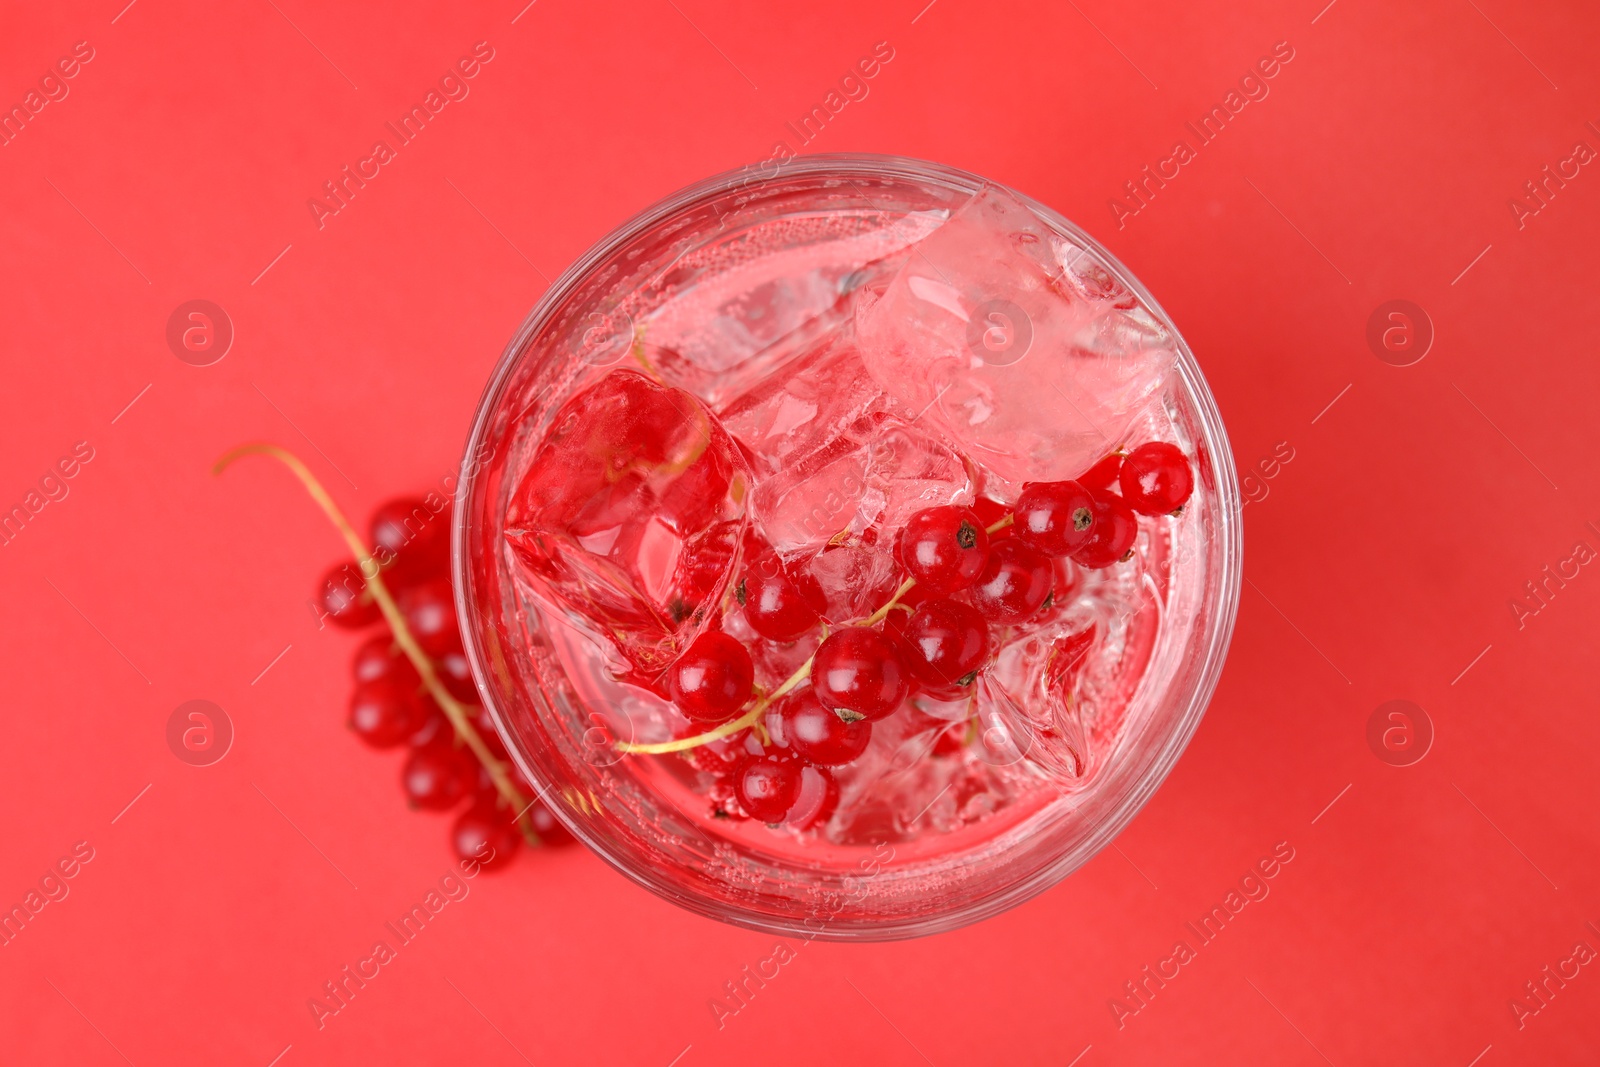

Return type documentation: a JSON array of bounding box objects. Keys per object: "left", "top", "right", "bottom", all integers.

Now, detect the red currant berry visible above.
[
  {"left": 318, "top": 561, "right": 380, "bottom": 629},
  {"left": 451, "top": 800, "right": 521, "bottom": 869},
  {"left": 969, "top": 539, "right": 1053, "bottom": 622},
  {"left": 1013, "top": 480, "right": 1097, "bottom": 558},
  {"left": 348, "top": 678, "right": 429, "bottom": 749},
  {"left": 396, "top": 578, "right": 460, "bottom": 656},
  {"left": 437, "top": 647, "right": 478, "bottom": 703},
  {"left": 781, "top": 690, "right": 873, "bottom": 766},
  {"left": 897, "top": 506, "right": 990, "bottom": 595},
  {"left": 733, "top": 754, "right": 802, "bottom": 823},
  {"left": 524, "top": 798, "right": 575, "bottom": 846},
  {"left": 408, "top": 707, "right": 451, "bottom": 749},
  {"left": 738, "top": 557, "right": 824, "bottom": 641},
  {"left": 812, "top": 627, "right": 909, "bottom": 722},
  {"left": 370, "top": 497, "right": 452, "bottom": 583},
  {"left": 784, "top": 764, "right": 839, "bottom": 830},
  {"left": 401, "top": 744, "right": 475, "bottom": 810},
  {"left": 1078, "top": 451, "right": 1125, "bottom": 491},
  {"left": 901, "top": 598, "right": 990, "bottom": 690},
  {"left": 708, "top": 775, "right": 749, "bottom": 820},
  {"left": 1119, "top": 441, "right": 1194, "bottom": 515},
  {"left": 970, "top": 497, "right": 1014, "bottom": 540},
  {"left": 352, "top": 634, "right": 419, "bottom": 688},
  {"left": 1070, "top": 494, "right": 1139, "bottom": 568},
  {"left": 470, "top": 706, "right": 510, "bottom": 760},
  {"left": 667, "top": 631, "right": 754, "bottom": 723}
]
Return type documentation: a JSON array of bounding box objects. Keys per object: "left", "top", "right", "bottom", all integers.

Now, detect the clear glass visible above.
[{"left": 454, "top": 155, "right": 1241, "bottom": 940}]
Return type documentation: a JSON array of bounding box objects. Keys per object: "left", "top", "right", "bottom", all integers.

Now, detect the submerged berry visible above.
[
  {"left": 811, "top": 627, "right": 909, "bottom": 723},
  {"left": 1119, "top": 442, "right": 1194, "bottom": 514},
  {"left": 781, "top": 690, "right": 873, "bottom": 766},
  {"left": 733, "top": 755, "right": 802, "bottom": 822},
  {"left": 901, "top": 599, "right": 990, "bottom": 690},
  {"left": 969, "top": 539, "right": 1053, "bottom": 622},
  {"left": 667, "top": 631, "right": 754, "bottom": 723},
  {"left": 739, "top": 557, "right": 825, "bottom": 641}
]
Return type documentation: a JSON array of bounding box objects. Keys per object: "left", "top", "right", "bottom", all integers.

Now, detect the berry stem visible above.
[
  {"left": 214, "top": 443, "right": 542, "bottom": 847},
  {"left": 857, "top": 576, "right": 918, "bottom": 629},
  {"left": 616, "top": 658, "right": 812, "bottom": 755}
]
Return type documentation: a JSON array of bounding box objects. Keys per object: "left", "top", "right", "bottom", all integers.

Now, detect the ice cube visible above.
[
  {"left": 983, "top": 618, "right": 1095, "bottom": 779},
  {"left": 743, "top": 407, "right": 973, "bottom": 560},
  {"left": 855, "top": 185, "right": 1176, "bottom": 496},
  {"left": 506, "top": 369, "right": 749, "bottom": 673},
  {"left": 717, "top": 333, "right": 891, "bottom": 478},
  {"left": 637, "top": 210, "right": 947, "bottom": 405}
]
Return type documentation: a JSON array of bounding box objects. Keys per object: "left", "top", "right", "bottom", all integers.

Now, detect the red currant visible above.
[
  {"left": 739, "top": 557, "right": 824, "bottom": 641},
  {"left": 1070, "top": 494, "right": 1139, "bottom": 568},
  {"left": 784, "top": 764, "right": 839, "bottom": 829},
  {"left": 348, "top": 678, "right": 429, "bottom": 748},
  {"left": 708, "top": 775, "right": 749, "bottom": 820},
  {"left": 401, "top": 743, "right": 475, "bottom": 810},
  {"left": 1119, "top": 442, "right": 1194, "bottom": 515},
  {"left": 732, "top": 754, "right": 802, "bottom": 822},
  {"left": 396, "top": 578, "right": 460, "bottom": 656},
  {"left": 667, "top": 631, "right": 754, "bottom": 722},
  {"left": 470, "top": 706, "right": 510, "bottom": 760},
  {"left": 901, "top": 599, "right": 990, "bottom": 690},
  {"left": 969, "top": 539, "right": 1053, "bottom": 622},
  {"left": 781, "top": 690, "right": 873, "bottom": 766},
  {"left": 1078, "top": 451, "right": 1125, "bottom": 491},
  {"left": 408, "top": 707, "right": 451, "bottom": 749},
  {"left": 370, "top": 497, "right": 452, "bottom": 584},
  {"left": 897, "top": 506, "right": 990, "bottom": 595},
  {"left": 970, "top": 496, "right": 1014, "bottom": 540},
  {"left": 524, "top": 797, "right": 575, "bottom": 846},
  {"left": 352, "top": 634, "right": 419, "bottom": 688},
  {"left": 318, "top": 561, "right": 380, "bottom": 629},
  {"left": 437, "top": 647, "right": 479, "bottom": 703},
  {"left": 451, "top": 800, "right": 521, "bottom": 869},
  {"left": 811, "top": 627, "right": 909, "bottom": 722},
  {"left": 1013, "top": 480, "right": 1096, "bottom": 558}
]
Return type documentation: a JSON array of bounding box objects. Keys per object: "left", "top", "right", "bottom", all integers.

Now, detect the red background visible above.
[{"left": 3, "top": 0, "right": 1599, "bottom": 1063}]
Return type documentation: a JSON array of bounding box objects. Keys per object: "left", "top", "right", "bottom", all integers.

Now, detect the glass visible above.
[{"left": 454, "top": 154, "right": 1241, "bottom": 940}]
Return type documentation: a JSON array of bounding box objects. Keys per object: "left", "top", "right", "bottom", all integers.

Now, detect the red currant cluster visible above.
[
  {"left": 317, "top": 494, "right": 574, "bottom": 867},
  {"left": 629, "top": 441, "right": 1195, "bottom": 826}
]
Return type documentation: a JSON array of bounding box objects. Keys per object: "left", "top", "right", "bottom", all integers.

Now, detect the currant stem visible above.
[
  {"left": 857, "top": 577, "right": 918, "bottom": 629},
  {"left": 214, "top": 443, "right": 542, "bottom": 847},
  {"left": 616, "top": 659, "right": 812, "bottom": 755}
]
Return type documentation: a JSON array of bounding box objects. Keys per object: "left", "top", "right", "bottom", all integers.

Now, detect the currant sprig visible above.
[
  {"left": 619, "top": 440, "right": 1196, "bottom": 767},
  {"left": 214, "top": 443, "right": 542, "bottom": 846},
  {"left": 616, "top": 513, "right": 1013, "bottom": 756}
]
